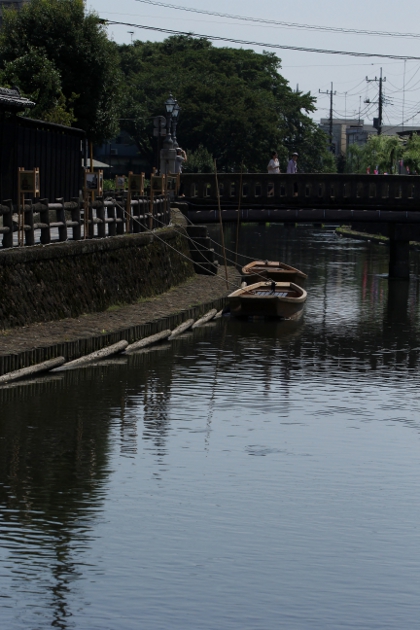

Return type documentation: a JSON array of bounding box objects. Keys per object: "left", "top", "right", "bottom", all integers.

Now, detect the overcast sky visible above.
[{"left": 87, "top": 0, "right": 420, "bottom": 128}]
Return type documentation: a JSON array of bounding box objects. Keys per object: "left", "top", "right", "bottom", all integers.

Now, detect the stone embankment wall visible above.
[{"left": 0, "top": 228, "right": 194, "bottom": 329}]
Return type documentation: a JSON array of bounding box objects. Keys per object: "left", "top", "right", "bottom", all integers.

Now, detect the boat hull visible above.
[
  {"left": 228, "top": 282, "right": 307, "bottom": 319},
  {"left": 241, "top": 261, "right": 307, "bottom": 287}
]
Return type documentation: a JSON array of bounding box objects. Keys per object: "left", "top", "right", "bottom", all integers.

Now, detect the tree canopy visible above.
[
  {"left": 0, "top": 3, "right": 334, "bottom": 171},
  {"left": 118, "top": 36, "right": 334, "bottom": 173},
  {"left": 0, "top": 0, "right": 122, "bottom": 141},
  {"left": 345, "top": 134, "right": 420, "bottom": 174}
]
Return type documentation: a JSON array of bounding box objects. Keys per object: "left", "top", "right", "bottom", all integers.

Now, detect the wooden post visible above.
[
  {"left": 18, "top": 167, "right": 24, "bottom": 247},
  {"left": 71, "top": 197, "right": 81, "bottom": 241},
  {"left": 149, "top": 183, "right": 154, "bottom": 230},
  {"left": 17, "top": 167, "right": 40, "bottom": 247},
  {"left": 235, "top": 163, "right": 243, "bottom": 266},
  {"left": 57, "top": 197, "right": 67, "bottom": 242},
  {"left": 83, "top": 188, "right": 89, "bottom": 239},
  {"left": 126, "top": 174, "right": 132, "bottom": 234},
  {"left": 24, "top": 199, "right": 35, "bottom": 246},
  {"left": 214, "top": 159, "right": 229, "bottom": 289},
  {"left": 39, "top": 198, "right": 50, "bottom": 245},
  {"left": 2, "top": 200, "right": 13, "bottom": 249},
  {"left": 83, "top": 169, "right": 103, "bottom": 239},
  {"left": 108, "top": 200, "right": 117, "bottom": 237},
  {"left": 97, "top": 196, "right": 106, "bottom": 238}
]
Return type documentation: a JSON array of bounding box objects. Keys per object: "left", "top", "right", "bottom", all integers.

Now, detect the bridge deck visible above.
[{"left": 181, "top": 173, "right": 420, "bottom": 222}]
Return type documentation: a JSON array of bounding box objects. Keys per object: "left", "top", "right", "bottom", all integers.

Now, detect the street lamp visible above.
[
  {"left": 163, "top": 93, "right": 176, "bottom": 147},
  {"left": 171, "top": 102, "right": 181, "bottom": 148}
]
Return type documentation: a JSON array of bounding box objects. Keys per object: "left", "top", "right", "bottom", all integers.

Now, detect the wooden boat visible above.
[
  {"left": 241, "top": 260, "right": 307, "bottom": 287},
  {"left": 228, "top": 281, "right": 307, "bottom": 319}
]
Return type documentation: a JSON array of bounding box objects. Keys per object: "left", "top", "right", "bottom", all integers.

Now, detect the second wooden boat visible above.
[
  {"left": 241, "top": 260, "right": 307, "bottom": 286},
  {"left": 228, "top": 281, "right": 307, "bottom": 319}
]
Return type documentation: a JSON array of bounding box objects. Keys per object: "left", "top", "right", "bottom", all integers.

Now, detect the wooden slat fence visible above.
[{"left": 0, "top": 195, "right": 171, "bottom": 248}]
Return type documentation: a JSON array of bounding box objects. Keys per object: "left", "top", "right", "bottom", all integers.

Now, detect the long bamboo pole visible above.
[
  {"left": 235, "top": 162, "right": 243, "bottom": 266},
  {"left": 214, "top": 159, "right": 229, "bottom": 289}
]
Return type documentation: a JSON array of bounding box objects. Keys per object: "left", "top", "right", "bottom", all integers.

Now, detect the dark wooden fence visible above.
[
  {"left": 0, "top": 115, "right": 85, "bottom": 202},
  {"left": 0, "top": 195, "right": 170, "bottom": 248}
]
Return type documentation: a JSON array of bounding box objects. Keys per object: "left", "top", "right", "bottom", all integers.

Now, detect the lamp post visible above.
[
  {"left": 171, "top": 102, "right": 180, "bottom": 149},
  {"left": 160, "top": 93, "right": 181, "bottom": 174},
  {"left": 163, "top": 93, "right": 176, "bottom": 148}
]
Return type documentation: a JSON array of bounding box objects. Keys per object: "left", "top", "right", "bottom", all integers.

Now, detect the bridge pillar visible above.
[{"left": 388, "top": 224, "right": 410, "bottom": 280}]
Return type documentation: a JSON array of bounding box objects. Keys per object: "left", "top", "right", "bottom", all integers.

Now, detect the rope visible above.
[
  {"left": 111, "top": 199, "right": 241, "bottom": 289},
  {"left": 177, "top": 203, "right": 264, "bottom": 263},
  {"left": 149, "top": 208, "right": 272, "bottom": 285}
]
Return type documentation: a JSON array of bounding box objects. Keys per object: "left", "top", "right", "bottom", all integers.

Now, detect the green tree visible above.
[
  {"left": 345, "top": 135, "right": 404, "bottom": 174},
  {"left": 0, "top": 0, "right": 121, "bottom": 141},
  {"left": 182, "top": 144, "right": 215, "bottom": 173},
  {"left": 401, "top": 133, "right": 420, "bottom": 174},
  {"left": 118, "top": 36, "right": 334, "bottom": 172},
  {"left": 0, "top": 47, "right": 77, "bottom": 125}
]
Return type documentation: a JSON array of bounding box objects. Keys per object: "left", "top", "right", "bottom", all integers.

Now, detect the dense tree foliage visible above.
[
  {"left": 118, "top": 36, "right": 334, "bottom": 173},
  {"left": 346, "top": 134, "right": 420, "bottom": 174},
  {"left": 0, "top": 2, "right": 334, "bottom": 171},
  {"left": 0, "top": 0, "right": 121, "bottom": 141}
]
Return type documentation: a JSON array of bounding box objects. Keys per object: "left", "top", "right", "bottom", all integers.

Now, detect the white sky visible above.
[{"left": 87, "top": 0, "right": 420, "bottom": 127}]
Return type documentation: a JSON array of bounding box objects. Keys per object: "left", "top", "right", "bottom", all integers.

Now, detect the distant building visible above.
[
  {"left": 319, "top": 118, "right": 420, "bottom": 156},
  {"left": 95, "top": 129, "right": 151, "bottom": 178}
]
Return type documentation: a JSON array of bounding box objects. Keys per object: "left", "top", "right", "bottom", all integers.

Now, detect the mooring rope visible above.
[
  {"left": 177, "top": 202, "right": 265, "bottom": 264},
  {"left": 147, "top": 209, "right": 271, "bottom": 285},
  {"left": 111, "top": 199, "right": 241, "bottom": 289}
]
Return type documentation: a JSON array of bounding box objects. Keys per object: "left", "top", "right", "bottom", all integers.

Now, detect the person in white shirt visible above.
[
  {"left": 174, "top": 148, "right": 187, "bottom": 174},
  {"left": 267, "top": 151, "right": 280, "bottom": 174},
  {"left": 287, "top": 152, "right": 298, "bottom": 174}
]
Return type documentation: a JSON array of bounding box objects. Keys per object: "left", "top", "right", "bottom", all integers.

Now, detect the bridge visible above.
[{"left": 180, "top": 173, "right": 420, "bottom": 279}]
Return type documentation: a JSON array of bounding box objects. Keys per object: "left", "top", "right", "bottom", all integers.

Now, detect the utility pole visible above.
[
  {"left": 319, "top": 82, "right": 336, "bottom": 153},
  {"left": 366, "top": 68, "right": 386, "bottom": 135}
]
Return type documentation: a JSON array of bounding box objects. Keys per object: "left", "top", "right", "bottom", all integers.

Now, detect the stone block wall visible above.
[{"left": 0, "top": 228, "right": 194, "bottom": 329}]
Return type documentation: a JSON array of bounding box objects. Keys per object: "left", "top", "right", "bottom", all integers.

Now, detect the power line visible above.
[
  {"left": 134, "top": 0, "right": 420, "bottom": 40},
  {"left": 319, "top": 83, "right": 336, "bottom": 151},
  {"left": 103, "top": 20, "right": 420, "bottom": 60},
  {"left": 366, "top": 69, "right": 386, "bottom": 134}
]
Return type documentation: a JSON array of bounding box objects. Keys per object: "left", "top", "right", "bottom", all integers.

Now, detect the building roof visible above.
[{"left": 0, "top": 86, "right": 35, "bottom": 111}]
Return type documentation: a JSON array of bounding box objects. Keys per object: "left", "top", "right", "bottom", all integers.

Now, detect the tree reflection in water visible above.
[{"left": 1, "top": 226, "right": 420, "bottom": 627}]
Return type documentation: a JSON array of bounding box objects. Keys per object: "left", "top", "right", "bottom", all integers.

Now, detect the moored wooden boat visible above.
[
  {"left": 241, "top": 260, "right": 307, "bottom": 286},
  {"left": 228, "top": 281, "right": 307, "bottom": 319}
]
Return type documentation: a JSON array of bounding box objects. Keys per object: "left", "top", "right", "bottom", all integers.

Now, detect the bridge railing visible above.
[
  {"left": 0, "top": 195, "right": 171, "bottom": 249},
  {"left": 181, "top": 173, "right": 420, "bottom": 209}
]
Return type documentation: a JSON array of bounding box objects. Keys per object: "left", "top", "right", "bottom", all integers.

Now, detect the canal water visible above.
[{"left": 1, "top": 226, "right": 420, "bottom": 629}]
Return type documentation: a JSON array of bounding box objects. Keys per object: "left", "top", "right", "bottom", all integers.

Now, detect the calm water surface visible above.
[{"left": 1, "top": 226, "right": 420, "bottom": 629}]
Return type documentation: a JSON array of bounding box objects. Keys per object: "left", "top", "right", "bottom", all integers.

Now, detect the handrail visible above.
[
  {"left": 0, "top": 194, "right": 171, "bottom": 249},
  {"left": 180, "top": 172, "right": 420, "bottom": 210}
]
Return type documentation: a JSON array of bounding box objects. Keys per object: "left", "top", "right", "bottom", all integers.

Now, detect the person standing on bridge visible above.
[
  {"left": 287, "top": 152, "right": 298, "bottom": 174},
  {"left": 174, "top": 148, "right": 187, "bottom": 197},
  {"left": 174, "top": 148, "right": 187, "bottom": 174},
  {"left": 267, "top": 151, "right": 280, "bottom": 174}
]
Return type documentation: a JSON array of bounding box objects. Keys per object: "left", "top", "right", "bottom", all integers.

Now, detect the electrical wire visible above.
[
  {"left": 134, "top": 0, "right": 420, "bottom": 40},
  {"left": 103, "top": 20, "right": 420, "bottom": 60}
]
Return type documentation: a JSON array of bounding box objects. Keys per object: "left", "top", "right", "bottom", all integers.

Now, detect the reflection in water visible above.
[
  {"left": 0, "top": 375, "right": 115, "bottom": 628},
  {"left": 1, "top": 227, "right": 420, "bottom": 628}
]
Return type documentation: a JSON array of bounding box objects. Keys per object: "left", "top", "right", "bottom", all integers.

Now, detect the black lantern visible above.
[
  {"left": 163, "top": 93, "right": 176, "bottom": 147},
  {"left": 164, "top": 93, "right": 176, "bottom": 115}
]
